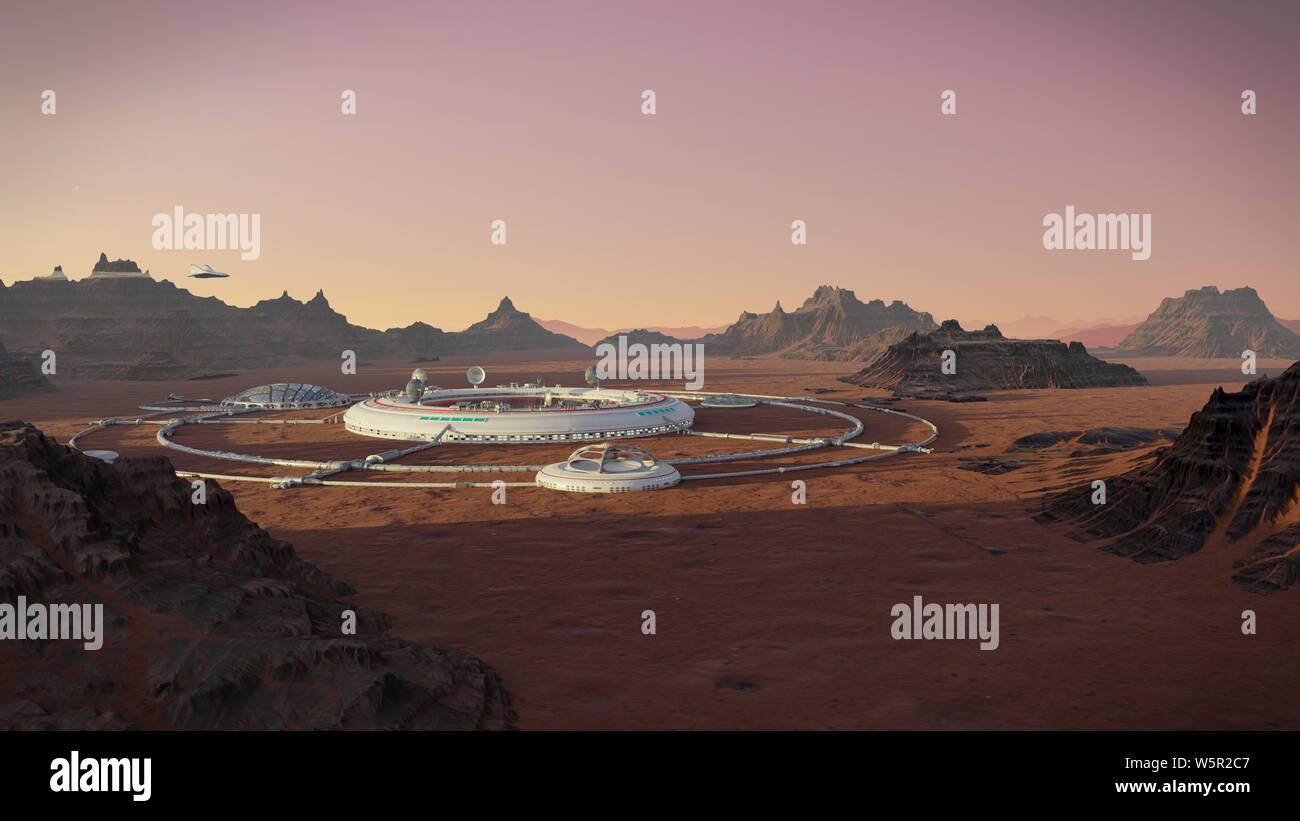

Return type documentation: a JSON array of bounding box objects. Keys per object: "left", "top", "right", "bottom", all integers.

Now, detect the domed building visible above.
[{"left": 220, "top": 383, "right": 352, "bottom": 410}]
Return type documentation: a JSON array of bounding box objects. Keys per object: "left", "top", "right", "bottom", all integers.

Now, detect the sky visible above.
[{"left": 1, "top": 0, "right": 1297, "bottom": 332}]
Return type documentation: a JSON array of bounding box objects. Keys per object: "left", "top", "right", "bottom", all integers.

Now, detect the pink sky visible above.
[{"left": 2, "top": 0, "right": 1297, "bottom": 331}]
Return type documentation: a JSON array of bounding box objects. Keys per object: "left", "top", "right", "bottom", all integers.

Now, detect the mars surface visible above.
[{"left": 4, "top": 353, "right": 1298, "bottom": 730}]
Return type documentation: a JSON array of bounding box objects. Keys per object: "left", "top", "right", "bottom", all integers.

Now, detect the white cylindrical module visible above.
[
  {"left": 535, "top": 443, "right": 681, "bottom": 492},
  {"left": 343, "top": 386, "right": 694, "bottom": 443}
]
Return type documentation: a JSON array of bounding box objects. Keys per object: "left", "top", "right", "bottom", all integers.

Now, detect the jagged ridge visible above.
[{"left": 1035, "top": 363, "right": 1300, "bottom": 593}]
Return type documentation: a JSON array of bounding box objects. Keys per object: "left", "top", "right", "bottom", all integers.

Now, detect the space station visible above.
[
  {"left": 342, "top": 365, "right": 695, "bottom": 443},
  {"left": 70, "top": 364, "right": 937, "bottom": 494}
]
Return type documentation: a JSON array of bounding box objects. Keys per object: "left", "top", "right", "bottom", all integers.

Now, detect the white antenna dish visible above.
[
  {"left": 411, "top": 368, "right": 429, "bottom": 384},
  {"left": 584, "top": 365, "right": 601, "bottom": 387},
  {"left": 467, "top": 365, "right": 486, "bottom": 388},
  {"left": 405, "top": 379, "right": 425, "bottom": 403}
]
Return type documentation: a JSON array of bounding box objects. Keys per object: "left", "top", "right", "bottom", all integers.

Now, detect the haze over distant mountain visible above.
[
  {"left": 706, "top": 285, "right": 937, "bottom": 360},
  {"left": 538, "top": 319, "right": 726, "bottom": 346},
  {"left": 1116, "top": 286, "right": 1300, "bottom": 358},
  {"left": 1053, "top": 322, "right": 1140, "bottom": 350},
  {"left": 0, "top": 272, "right": 582, "bottom": 380},
  {"left": 594, "top": 328, "right": 690, "bottom": 348},
  {"left": 1037, "top": 363, "right": 1300, "bottom": 593},
  {"left": 845, "top": 319, "right": 1148, "bottom": 398}
]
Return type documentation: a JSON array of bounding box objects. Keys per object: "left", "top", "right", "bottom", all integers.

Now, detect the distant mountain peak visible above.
[{"left": 1118, "top": 285, "right": 1299, "bottom": 357}]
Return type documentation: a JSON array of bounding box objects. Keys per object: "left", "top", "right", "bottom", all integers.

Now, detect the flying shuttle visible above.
[{"left": 188, "top": 264, "right": 229, "bottom": 279}]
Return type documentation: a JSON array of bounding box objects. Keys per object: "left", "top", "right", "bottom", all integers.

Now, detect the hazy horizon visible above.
[{"left": 3, "top": 0, "right": 1297, "bottom": 331}]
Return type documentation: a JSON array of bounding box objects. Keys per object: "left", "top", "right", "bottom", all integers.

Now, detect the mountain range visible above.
[
  {"left": 0, "top": 275, "right": 583, "bottom": 380},
  {"left": 703, "top": 285, "right": 938, "bottom": 360}
]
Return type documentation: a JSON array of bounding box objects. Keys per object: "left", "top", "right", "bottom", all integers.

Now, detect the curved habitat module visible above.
[{"left": 536, "top": 443, "right": 682, "bottom": 493}]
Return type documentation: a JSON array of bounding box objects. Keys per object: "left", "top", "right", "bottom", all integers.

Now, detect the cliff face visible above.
[
  {"left": 0, "top": 340, "right": 56, "bottom": 400},
  {"left": 844, "top": 320, "right": 1148, "bottom": 396},
  {"left": 0, "top": 421, "right": 513, "bottom": 729},
  {"left": 0, "top": 279, "right": 579, "bottom": 379},
  {"left": 1116, "top": 286, "right": 1300, "bottom": 358},
  {"left": 705, "top": 286, "right": 937, "bottom": 359},
  {"left": 1036, "top": 364, "right": 1300, "bottom": 594}
]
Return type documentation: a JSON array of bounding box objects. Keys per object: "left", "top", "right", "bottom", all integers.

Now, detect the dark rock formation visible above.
[
  {"left": 0, "top": 277, "right": 581, "bottom": 379},
  {"left": 0, "top": 422, "right": 513, "bottom": 729},
  {"left": 843, "top": 320, "right": 1148, "bottom": 397},
  {"left": 34, "top": 265, "right": 67, "bottom": 281},
  {"left": 0, "top": 340, "right": 55, "bottom": 400},
  {"left": 1035, "top": 362, "right": 1300, "bottom": 593},
  {"left": 1115, "top": 286, "right": 1300, "bottom": 358},
  {"left": 704, "top": 285, "right": 937, "bottom": 360},
  {"left": 91, "top": 252, "right": 143, "bottom": 273},
  {"left": 454, "top": 297, "right": 587, "bottom": 353},
  {"left": 1006, "top": 427, "right": 1181, "bottom": 456},
  {"left": 596, "top": 328, "right": 691, "bottom": 348}
]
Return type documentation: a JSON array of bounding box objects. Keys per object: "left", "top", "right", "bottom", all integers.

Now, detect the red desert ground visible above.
[{"left": 3, "top": 352, "right": 1298, "bottom": 730}]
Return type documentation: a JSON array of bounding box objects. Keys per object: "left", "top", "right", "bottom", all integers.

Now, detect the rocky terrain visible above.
[
  {"left": 1036, "top": 364, "right": 1300, "bottom": 593},
  {"left": 90, "top": 252, "right": 143, "bottom": 274},
  {"left": 703, "top": 285, "right": 936, "bottom": 360},
  {"left": 844, "top": 320, "right": 1148, "bottom": 398},
  {"left": 0, "top": 341, "right": 55, "bottom": 401},
  {"left": 1007, "top": 427, "right": 1181, "bottom": 456},
  {"left": 0, "top": 421, "right": 513, "bottom": 729},
  {"left": 1116, "top": 286, "right": 1300, "bottom": 358},
  {"left": 0, "top": 275, "right": 583, "bottom": 379}
]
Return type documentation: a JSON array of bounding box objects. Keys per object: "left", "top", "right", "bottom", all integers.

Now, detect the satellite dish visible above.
[
  {"left": 584, "top": 365, "right": 601, "bottom": 387},
  {"left": 467, "top": 365, "right": 486, "bottom": 388},
  {"left": 405, "top": 378, "right": 425, "bottom": 403},
  {"left": 411, "top": 368, "right": 429, "bottom": 385}
]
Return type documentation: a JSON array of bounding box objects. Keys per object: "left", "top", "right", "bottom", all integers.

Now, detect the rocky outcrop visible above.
[
  {"left": 1035, "top": 363, "right": 1300, "bottom": 593},
  {"left": 34, "top": 265, "right": 67, "bottom": 281},
  {"left": 843, "top": 320, "right": 1148, "bottom": 397},
  {"left": 0, "top": 278, "right": 580, "bottom": 379},
  {"left": 0, "top": 340, "right": 55, "bottom": 400},
  {"left": 0, "top": 421, "right": 513, "bottom": 729},
  {"left": 1006, "top": 428, "right": 1181, "bottom": 456},
  {"left": 1115, "top": 286, "right": 1300, "bottom": 358},
  {"left": 453, "top": 297, "right": 587, "bottom": 353},
  {"left": 90, "top": 252, "right": 144, "bottom": 274},
  {"left": 595, "top": 328, "right": 690, "bottom": 348},
  {"left": 705, "top": 286, "right": 937, "bottom": 360}
]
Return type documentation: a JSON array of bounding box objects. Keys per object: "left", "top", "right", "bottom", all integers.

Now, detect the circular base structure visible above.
[
  {"left": 222, "top": 383, "right": 351, "bottom": 410},
  {"left": 536, "top": 443, "right": 681, "bottom": 492},
  {"left": 700, "top": 393, "right": 758, "bottom": 408},
  {"left": 83, "top": 449, "right": 119, "bottom": 464},
  {"left": 344, "top": 386, "right": 694, "bottom": 443}
]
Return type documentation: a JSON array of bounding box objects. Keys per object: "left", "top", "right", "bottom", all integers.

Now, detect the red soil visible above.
[{"left": 4, "top": 354, "right": 1297, "bottom": 729}]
